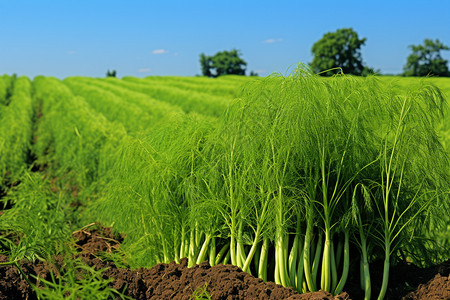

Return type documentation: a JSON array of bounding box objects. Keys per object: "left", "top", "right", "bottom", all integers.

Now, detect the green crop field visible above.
[{"left": 0, "top": 71, "right": 449, "bottom": 299}]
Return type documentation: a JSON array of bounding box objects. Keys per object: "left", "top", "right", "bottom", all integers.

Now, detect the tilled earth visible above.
[{"left": 0, "top": 225, "right": 448, "bottom": 300}]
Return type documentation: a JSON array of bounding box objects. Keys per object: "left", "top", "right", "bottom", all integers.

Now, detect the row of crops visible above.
[{"left": 0, "top": 69, "right": 449, "bottom": 299}]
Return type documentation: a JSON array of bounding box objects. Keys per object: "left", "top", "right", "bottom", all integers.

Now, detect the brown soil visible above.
[
  {"left": 0, "top": 224, "right": 448, "bottom": 299},
  {"left": 403, "top": 274, "right": 450, "bottom": 300},
  {"left": 386, "top": 259, "right": 450, "bottom": 300}
]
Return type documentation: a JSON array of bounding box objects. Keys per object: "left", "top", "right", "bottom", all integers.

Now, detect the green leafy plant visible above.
[
  {"left": 31, "top": 258, "right": 129, "bottom": 300},
  {"left": 190, "top": 283, "right": 212, "bottom": 300}
]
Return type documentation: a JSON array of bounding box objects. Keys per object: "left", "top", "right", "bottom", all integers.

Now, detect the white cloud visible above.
[
  {"left": 138, "top": 68, "right": 151, "bottom": 73},
  {"left": 67, "top": 50, "right": 76, "bottom": 55},
  {"left": 152, "top": 49, "right": 168, "bottom": 54},
  {"left": 263, "top": 38, "right": 283, "bottom": 44}
]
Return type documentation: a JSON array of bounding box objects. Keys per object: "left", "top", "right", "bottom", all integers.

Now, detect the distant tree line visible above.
[
  {"left": 199, "top": 29, "right": 449, "bottom": 77},
  {"left": 309, "top": 28, "right": 449, "bottom": 77}
]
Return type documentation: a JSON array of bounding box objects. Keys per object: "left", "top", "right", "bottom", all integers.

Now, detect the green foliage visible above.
[
  {"left": 132, "top": 75, "right": 247, "bottom": 98},
  {"left": 0, "top": 76, "right": 35, "bottom": 185},
  {"left": 0, "top": 172, "right": 71, "bottom": 261},
  {"left": 64, "top": 77, "right": 165, "bottom": 136},
  {"left": 106, "top": 69, "right": 117, "bottom": 77},
  {"left": 403, "top": 39, "right": 450, "bottom": 77},
  {"left": 4, "top": 74, "right": 17, "bottom": 105},
  {"left": 0, "top": 74, "right": 17, "bottom": 107},
  {"left": 199, "top": 54, "right": 212, "bottom": 77},
  {"left": 120, "top": 76, "right": 228, "bottom": 117},
  {"left": 0, "top": 75, "right": 10, "bottom": 106},
  {"left": 374, "top": 76, "right": 450, "bottom": 153},
  {"left": 33, "top": 76, "right": 126, "bottom": 191},
  {"left": 72, "top": 77, "right": 185, "bottom": 120},
  {"left": 88, "top": 113, "right": 216, "bottom": 268},
  {"left": 200, "top": 49, "right": 247, "bottom": 77},
  {"left": 310, "top": 28, "right": 370, "bottom": 76},
  {"left": 32, "top": 258, "right": 129, "bottom": 300},
  {"left": 190, "top": 283, "right": 212, "bottom": 300}
]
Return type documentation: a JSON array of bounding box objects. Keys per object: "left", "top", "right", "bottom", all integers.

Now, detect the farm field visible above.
[{"left": 0, "top": 72, "right": 449, "bottom": 299}]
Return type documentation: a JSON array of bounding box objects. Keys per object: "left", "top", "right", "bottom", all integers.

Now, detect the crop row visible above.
[
  {"left": 32, "top": 76, "right": 129, "bottom": 190},
  {"left": 119, "top": 77, "right": 232, "bottom": 117},
  {"left": 0, "top": 74, "right": 15, "bottom": 107},
  {"left": 63, "top": 77, "right": 183, "bottom": 136},
  {"left": 137, "top": 75, "right": 248, "bottom": 98},
  {"left": 0, "top": 76, "right": 35, "bottom": 185}
]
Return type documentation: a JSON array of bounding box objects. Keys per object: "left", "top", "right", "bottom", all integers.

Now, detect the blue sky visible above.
[{"left": 1, "top": 0, "right": 449, "bottom": 78}]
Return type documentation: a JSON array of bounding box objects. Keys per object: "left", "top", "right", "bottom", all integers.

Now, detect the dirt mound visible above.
[
  {"left": 71, "top": 224, "right": 348, "bottom": 299},
  {"left": 73, "top": 223, "right": 124, "bottom": 255},
  {"left": 395, "top": 260, "right": 450, "bottom": 300},
  {"left": 402, "top": 273, "right": 450, "bottom": 300},
  {"left": 0, "top": 224, "right": 448, "bottom": 299},
  {"left": 100, "top": 258, "right": 350, "bottom": 300}
]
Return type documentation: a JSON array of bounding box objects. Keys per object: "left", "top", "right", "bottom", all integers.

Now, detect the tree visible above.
[
  {"left": 403, "top": 39, "right": 450, "bottom": 77},
  {"left": 200, "top": 49, "right": 247, "bottom": 77},
  {"left": 199, "top": 54, "right": 212, "bottom": 77},
  {"left": 106, "top": 70, "right": 117, "bottom": 77},
  {"left": 310, "top": 28, "right": 369, "bottom": 76}
]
